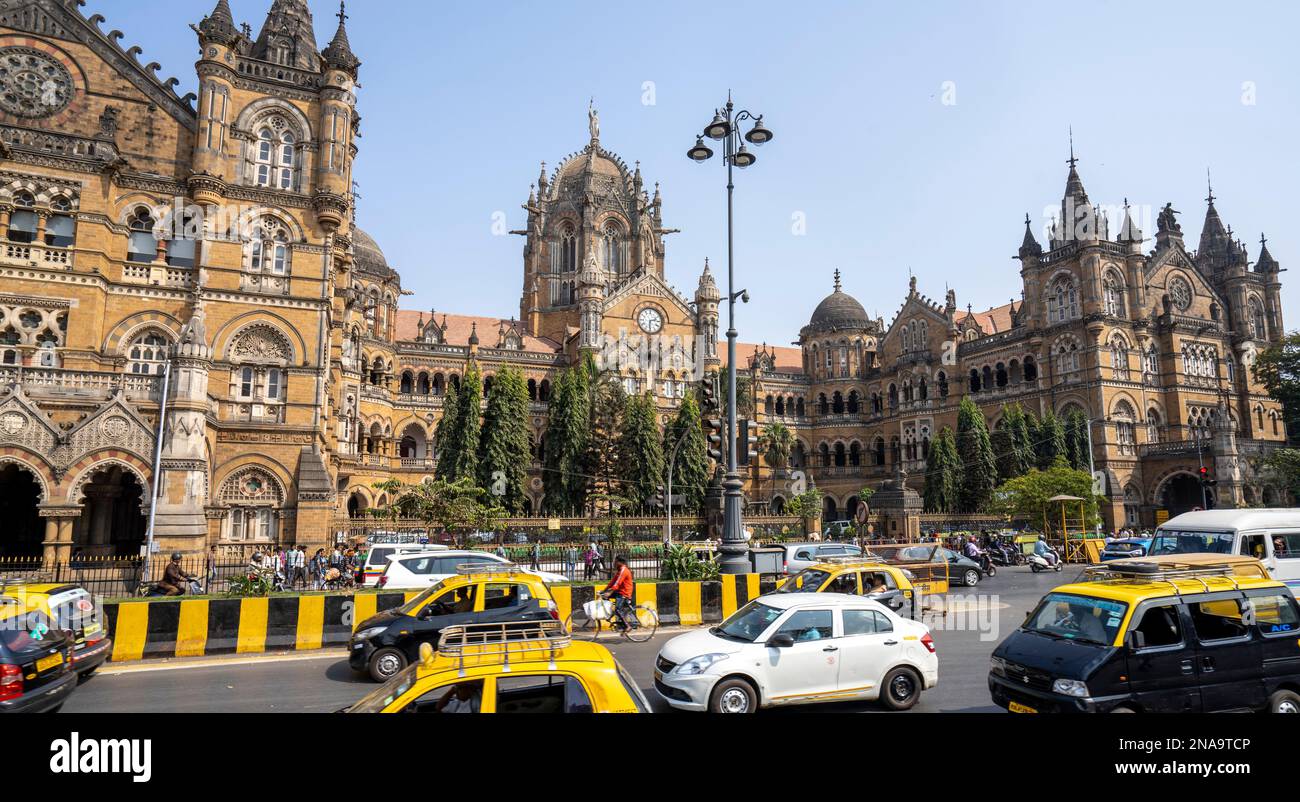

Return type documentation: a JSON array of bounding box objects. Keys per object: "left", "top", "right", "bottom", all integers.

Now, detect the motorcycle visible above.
[
  {"left": 137, "top": 578, "right": 203, "bottom": 597},
  {"left": 976, "top": 552, "right": 998, "bottom": 578},
  {"left": 1027, "top": 545, "right": 1063, "bottom": 573}
]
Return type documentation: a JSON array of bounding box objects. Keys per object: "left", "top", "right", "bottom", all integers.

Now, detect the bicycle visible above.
[{"left": 564, "top": 594, "right": 658, "bottom": 643}]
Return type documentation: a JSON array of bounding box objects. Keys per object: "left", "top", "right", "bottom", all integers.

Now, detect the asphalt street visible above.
[{"left": 64, "top": 566, "right": 1075, "bottom": 714}]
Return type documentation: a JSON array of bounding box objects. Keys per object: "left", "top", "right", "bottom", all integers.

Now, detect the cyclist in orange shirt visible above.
[{"left": 599, "top": 555, "right": 636, "bottom": 630}]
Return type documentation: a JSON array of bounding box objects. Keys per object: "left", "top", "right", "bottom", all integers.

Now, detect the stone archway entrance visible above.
[
  {"left": 0, "top": 463, "right": 42, "bottom": 558},
  {"left": 1159, "top": 472, "right": 1215, "bottom": 519},
  {"left": 347, "top": 491, "right": 368, "bottom": 519},
  {"left": 74, "top": 465, "right": 147, "bottom": 557},
  {"left": 823, "top": 496, "right": 839, "bottom": 522}
]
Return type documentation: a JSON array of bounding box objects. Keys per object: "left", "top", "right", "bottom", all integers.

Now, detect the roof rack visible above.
[
  {"left": 435, "top": 621, "right": 572, "bottom": 676},
  {"left": 454, "top": 561, "right": 528, "bottom": 576},
  {"left": 1083, "top": 560, "right": 1243, "bottom": 593},
  {"left": 820, "top": 555, "right": 885, "bottom": 566}
]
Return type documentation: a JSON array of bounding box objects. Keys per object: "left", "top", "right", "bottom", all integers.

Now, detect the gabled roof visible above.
[
  {"left": 956, "top": 301, "right": 1018, "bottom": 335},
  {"left": 394, "top": 310, "right": 560, "bottom": 354}
]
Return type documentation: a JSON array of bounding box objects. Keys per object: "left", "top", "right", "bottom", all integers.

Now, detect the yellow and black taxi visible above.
[
  {"left": 350, "top": 563, "right": 559, "bottom": 682},
  {"left": 0, "top": 595, "right": 77, "bottom": 713},
  {"left": 773, "top": 557, "right": 919, "bottom": 617},
  {"left": 344, "top": 621, "right": 651, "bottom": 713},
  {"left": 0, "top": 582, "right": 110, "bottom": 681},
  {"left": 989, "top": 555, "right": 1300, "bottom": 713}
]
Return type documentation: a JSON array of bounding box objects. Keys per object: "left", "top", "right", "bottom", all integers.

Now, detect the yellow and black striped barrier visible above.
[{"left": 103, "top": 575, "right": 777, "bottom": 663}]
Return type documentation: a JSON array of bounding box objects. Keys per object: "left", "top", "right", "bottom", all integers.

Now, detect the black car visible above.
[
  {"left": 348, "top": 578, "right": 556, "bottom": 681},
  {"left": 0, "top": 608, "right": 77, "bottom": 713}
]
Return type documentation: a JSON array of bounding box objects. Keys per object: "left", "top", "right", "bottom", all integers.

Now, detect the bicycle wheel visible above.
[
  {"left": 564, "top": 610, "right": 603, "bottom": 642},
  {"left": 623, "top": 604, "right": 659, "bottom": 643}
]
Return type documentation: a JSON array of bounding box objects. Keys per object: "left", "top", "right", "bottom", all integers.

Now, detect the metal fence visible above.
[{"left": 0, "top": 552, "right": 318, "bottom": 599}]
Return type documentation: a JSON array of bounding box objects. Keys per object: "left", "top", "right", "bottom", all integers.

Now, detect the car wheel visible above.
[
  {"left": 1110, "top": 705, "right": 1138, "bottom": 713},
  {"left": 708, "top": 678, "right": 757, "bottom": 714},
  {"left": 880, "top": 667, "right": 922, "bottom": 711},
  {"left": 963, "top": 569, "right": 980, "bottom": 586},
  {"left": 1268, "top": 690, "right": 1300, "bottom": 713},
  {"left": 368, "top": 647, "right": 407, "bottom": 682}
]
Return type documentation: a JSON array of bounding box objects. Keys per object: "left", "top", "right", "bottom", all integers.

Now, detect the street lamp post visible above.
[{"left": 687, "top": 95, "right": 773, "bottom": 574}]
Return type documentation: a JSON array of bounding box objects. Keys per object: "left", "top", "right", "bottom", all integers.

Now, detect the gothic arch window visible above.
[
  {"left": 602, "top": 221, "right": 625, "bottom": 275},
  {"left": 1054, "top": 336, "right": 1080, "bottom": 379},
  {"left": 1110, "top": 334, "right": 1130, "bottom": 381},
  {"left": 6, "top": 191, "right": 37, "bottom": 243},
  {"left": 1248, "top": 296, "right": 1266, "bottom": 340},
  {"left": 220, "top": 467, "right": 285, "bottom": 543},
  {"left": 1103, "top": 272, "right": 1125, "bottom": 317},
  {"left": 1023, "top": 355, "right": 1038, "bottom": 382},
  {"left": 1113, "top": 400, "right": 1137, "bottom": 455},
  {"left": 254, "top": 121, "right": 297, "bottom": 190},
  {"left": 128, "top": 331, "right": 170, "bottom": 376},
  {"left": 45, "top": 195, "right": 76, "bottom": 247},
  {"left": 247, "top": 218, "right": 291, "bottom": 275},
  {"left": 1146, "top": 407, "right": 1163, "bottom": 443},
  {"left": 937, "top": 371, "right": 948, "bottom": 397},
  {"left": 559, "top": 224, "right": 577, "bottom": 273},
  {"left": 873, "top": 437, "right": 885, "bottom": 466},
  {"left": 1143, "top": 343, "right": 1159, "bottom": 379},
  {"left": 127, "top": 207, "right": 158, "bottom": 263},
  {"left": 1047, "top": 274, "right": 1080, "bottom": 324}
]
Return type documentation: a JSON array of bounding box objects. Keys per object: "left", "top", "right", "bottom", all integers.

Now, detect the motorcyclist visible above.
[{"left": 158, "top": 552, "right": 198, "bottom": 596}]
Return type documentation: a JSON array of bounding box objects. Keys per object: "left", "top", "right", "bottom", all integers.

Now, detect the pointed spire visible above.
[
  {"left": 1063, "top": 126, "right": 1088, "bottom": 202},
  {"left": 252, "top": 0, "right": 320, "bottom": 72},
  {"left": 197, "top": 0, "right": 240, "bottom": 45},
  {"left": 833, "top": 269, "right": 842, "bottom": 293},
  {"left": 1117, "top": 198, "right": 1143, "bottom": 245},
  {"left": 1198, "top": 168, "right": 1231, "bottom": 256},
  {"left": 468, "top": 321, "right": 479, "bottom": 346},
  {"left": 1019, "top": 212, "right": 1043, "bottom": 258},
  {"left": 1257, "top": 233, "right": 1279, "bottom": 273},
  {"left": 322, "top": 1, "right": 361, "bottom": 74},
  {"left": 537, "top": 161, "right": 548, "bottom": 192}
]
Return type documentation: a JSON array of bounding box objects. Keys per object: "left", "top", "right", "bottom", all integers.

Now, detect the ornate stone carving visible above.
[
  {"left": 231, "top": 324, "right": 291, "bottom": 363},
  {"left": 0, "top": 47, "right": 73, "bottom": 118}
]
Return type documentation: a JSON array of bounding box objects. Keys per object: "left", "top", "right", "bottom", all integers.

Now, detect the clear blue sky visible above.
[{"left": 110, "top": 1, "right": 1299, "bottom": 344}]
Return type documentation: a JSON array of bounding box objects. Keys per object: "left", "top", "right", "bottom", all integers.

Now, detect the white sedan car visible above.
[
  {"left": 376, "top": 550, "right": 569, "bottom": 589},
  {"left": 654, "top": 594, "right": 937, "bottom": 713}
]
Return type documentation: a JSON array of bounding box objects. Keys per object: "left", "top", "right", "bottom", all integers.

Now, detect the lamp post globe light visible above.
[{"left": 685, "top": 94, "right": 773, "bottom": 574}]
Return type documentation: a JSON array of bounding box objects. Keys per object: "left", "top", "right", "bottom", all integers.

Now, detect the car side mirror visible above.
[
  {"left": 767, "top": 633, "right": 795, "bottom": 649},
  {"left": 1127, "top": 630, "right": 1146, "bottom": 651}
]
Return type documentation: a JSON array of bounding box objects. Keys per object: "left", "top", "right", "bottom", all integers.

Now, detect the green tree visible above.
[
  {"left": 1065, "top": 410, "right": 1092, "bottom": 471},
  {"left": 720, "top": 373, "right": 754, "bottom": 420},
  {"left": 1035, "top": 408, "right": 1067, "bottom": 470},
  {"left": 759, "top": 421, "right": 794, "bottom": 471},
  {"left": 389, "top": 477, "right": 505, "bottom": 547},
  {"left": 618, "top": 392, "right": 665, "bottom": 512},
  {"left": 1004, "top": 404, "right": 1036, "bottom": 479},
  {"left": 991, "top": 465, "right": 1101, "bottom": 535},
  {"left": 1252, "top": 331, "right": 1300, "bottom": 445},
  {"left": 434, "top": 375, "right": 462, "bottom": 476},
  {"left": 664, "top": 393, "right": 709, "bottom": 512},
  {"left": 956, "top": 397, "right": 997, "bottom": 512},
  {"left": 438, "top": 366, "right": 483, "bottom": 482},
  {"left": 583, "top": 371, "right": 626, "bottom": 514},
  {"left": 477, "top": 365, "right": 531, "bottom": 514},
  {"left": 1260, "top": 449, "right": 1300, "bottom": 504},
  {"left": 923, "top": 426, "right": 961, "bottom": 513},
  {"left": 542, "top": 364, "right": 591, "bottom": 515}
]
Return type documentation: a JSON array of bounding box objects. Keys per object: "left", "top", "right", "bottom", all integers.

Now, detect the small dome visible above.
[
  {"left": 808, "top": 271, "right": 869, "bottom": 331},
  {"left": 351, "top": 227, "right": 391, "bottom": 276}
]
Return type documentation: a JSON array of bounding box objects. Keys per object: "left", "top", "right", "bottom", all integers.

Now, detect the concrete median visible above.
[{"left": 103, "top": 574, "right": 778, "bottom": 662}]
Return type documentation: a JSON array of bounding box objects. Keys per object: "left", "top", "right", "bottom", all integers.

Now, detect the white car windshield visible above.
[
  {"left": 713, "top": 601, "right": 782, "bottom": 643},
  {"left": 1149, "top": 530, "right": 1234, "bottom": 555}
]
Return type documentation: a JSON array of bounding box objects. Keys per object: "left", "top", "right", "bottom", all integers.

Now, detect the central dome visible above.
[{"left": 808, "top": 271, "right": 870, "bottom": 331}]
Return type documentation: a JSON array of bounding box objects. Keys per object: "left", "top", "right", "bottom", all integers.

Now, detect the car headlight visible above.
[
  {"left": 989, "top": 656, "right": 1006, "bottom": 676},
  {"left": 1052, "top": 678, "right": 1089, "bottom": 698},
  {"left": 675, "top": 653, "right": 728, "bottom": 676},
  {"left": 354, "top": 626, "right": 386, "bottom": 641}
]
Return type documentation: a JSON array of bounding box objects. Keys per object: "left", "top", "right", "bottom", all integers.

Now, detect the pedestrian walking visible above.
[
  {"left": 583, "top": 542, "right": 596, "bottom": 581},
  {"left": 205, "top": 545, "right": 218, "bottom": 594},
  {"left": 530, "top": 538, "right": 542, "bottom": 570}
]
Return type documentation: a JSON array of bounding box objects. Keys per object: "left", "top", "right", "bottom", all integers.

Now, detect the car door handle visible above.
[
  {"left": 1180, "top": 659, "right": 1194, "bottom": 675},
  {"left": 822, "top": 646, "right": 839, "bottom": 653},
  {"left": 883, "top": 640, "right": 899, "bottom": 646}
]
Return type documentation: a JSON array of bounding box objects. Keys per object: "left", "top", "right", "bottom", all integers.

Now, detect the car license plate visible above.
[
  {"left": 83, "top": 622, "right": 102, "bottom": 637},
  {"left": 36, "top": 652, "right": 63, "bottom": 673},
  {"left": 1008, "top": 700, "right": 1037, "bottom": 714}
]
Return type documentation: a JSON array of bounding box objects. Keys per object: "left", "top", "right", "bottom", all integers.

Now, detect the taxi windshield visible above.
[
  {"left": 713, "top": 601, "right": 782, "bottom": 643},
  {"left": 1023, "top": 592, "right": 1127, "bottom": 646},
  {"left": 774, "top": 569, "right": 830, "bottom": 593},
  {"left": 1149, "top": 530, "right": 1235, "bottom": 556},
  {"left": 348, "top": 662, "right": 420, "bottom": 712},
  {"left": 398, "top": 580, "right": 452, "bottom": 615}
]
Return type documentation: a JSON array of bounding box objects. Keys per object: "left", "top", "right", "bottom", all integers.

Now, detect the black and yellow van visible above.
[{"left": 989, "top": 555, "right": 1300, "bottom": 713}]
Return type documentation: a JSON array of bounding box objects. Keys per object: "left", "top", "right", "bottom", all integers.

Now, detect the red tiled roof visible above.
[
  {"left": 394, "top": 310, "right": 561, "bottom": 354},
  {"left": 725, "top": 342, "right": 805, "bottom": 375},
  {"left": 956, "top": 301, "right": 1018, "bottom": 334}
]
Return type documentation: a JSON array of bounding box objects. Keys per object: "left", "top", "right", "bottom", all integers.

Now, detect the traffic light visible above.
[
  {"left": 1198, "top": 466, "right": 1218, "bottom": 487},
  {"left": 698, "top": 374, "right": 719, "bottom": 412},
  {"left": 738, "top": 419, "right": 760, "bottom": 466},
  {"left": 705, "top": 417, "right": 725, "bottom": 463}
]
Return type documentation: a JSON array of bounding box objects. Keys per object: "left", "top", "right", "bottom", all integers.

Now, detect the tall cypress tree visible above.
[
  {"left": 1067, "top": 410, "right": 1092, "bottom": 471},
  {"left": 542, "top": 365, "right": 591, "bottom": 515},
  {"left": 1008, "top": 403, "right": 1036, "bottom": 477},
  {"left": 477, "top": 366, "right": 530, "bottom": 514},
  {"left": 440, "top": 365, "right": 482, "bottom": 482},
  {"left": 584, "top": 373, "right": 626, "bottom": 513},
  {"left": 1036, "top": 409, "right": 1067, "bottom": 469},
  {"left": 619, "top": 392, "right": 664, "bottom": 512},
  {"left": 664, "top": 393, "right": 708, "bottom": 512},
  {"left": 956, "top": 397, "right": 997, "bottom": 512},
  {"left": 434, "top": 374, "right": 463, "bottom": 479},
  {"left": 923, "top": 426, "right": 961, "bottom": 513}
]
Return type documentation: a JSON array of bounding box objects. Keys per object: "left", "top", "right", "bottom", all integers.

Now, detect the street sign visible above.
[{"left": 1155, "top": 510, "right": 1169, "bottom": 525}]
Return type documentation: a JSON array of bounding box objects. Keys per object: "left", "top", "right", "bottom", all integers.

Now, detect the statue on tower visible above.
[
  {"left": 588, "top": 98, "right": 600, "bottom": 142},
  {"left": 1157, "top": 203, "right": 1181, "bottom": 234}
]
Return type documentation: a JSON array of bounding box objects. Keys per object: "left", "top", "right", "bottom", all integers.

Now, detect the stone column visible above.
[{"left": 39, "top": 506, "right": 82, "bottom": 566}]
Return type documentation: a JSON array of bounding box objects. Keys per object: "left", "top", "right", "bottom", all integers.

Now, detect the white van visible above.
[
  {"left": 1151, "top": 509, "right": 1300, "bottom": 588},
  {"left": 361, "top": 543, "right": 447, "bottom": 587}
]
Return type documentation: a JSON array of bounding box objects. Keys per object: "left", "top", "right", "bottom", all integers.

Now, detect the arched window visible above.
[
  {"left": 1055, "top": 338, "right": 1080, "bottom": 378},
  {"left": 45, "top": 196, "right": 76, "bottom": 248},
  {"left": 937, "top": 371, "right": 948, "bottom": 397},
  {"left": 560, "top": 225, "right": 577, "bottom": 273},
  {"left": 873, "top": 437, "right": 885, "bottom": 466},
  {"left": 6, "top": 191, "right": 37, "bottom": 243},
  {"left": 1047, "top": 275, "right": 1080, "bottom": 323},
  {"left": 128, "top": 332, "right": 170, "bottom": 376},
  {"left": 1103, "top": 273, "right": 1125, "bottom": 317},
  {"left": 127, "top": 207, "right": 158, "bottom": 263},
  {"left": 166, "top": 209, "right": 198, "bottom": 268},
  {"left": 255, "top": 125, "right": 296, "bottom": 190},
  {"left": 1146, "top": 408, "right": 1163, "bottom": 443},
  {"left": 1024, "top": 355, "right": 1038, "bottom": 382},
  {"left": 602, "top": 221, "right": 624, "bottom": 275},
  {"left": 221, "top": 468, "right": 284, "bottom": 543},
  {"left": 1248, "top": 297, "right": 1266, "bottom": 340},
  {"left": 1113, "top": 400, "right": 1136, "bottom": 455},
  {"left": 249, "top": 218, "right": 291, "bottom": 275},
  {"left": 1110, "top": 335, "right": 1130, "bottom": 381}
]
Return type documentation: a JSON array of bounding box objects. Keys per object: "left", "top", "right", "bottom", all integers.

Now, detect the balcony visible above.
[
  {"left": 0, "top": 367, "right": 162, "bottom": 402},
  {"left": 397, "top": 457, "right": 436, "bottom": 471},
  {"left": 0, "top": 242, "right": 74, "bottom": 270},
  {"left": 395, "top": 393, "right": 445, "bottom": 409},
  {"left": 1137, "top": 440, "right": 1210, "bottom": 458},
  {"left": 121, "top": 260, "right": 195, "bottom": 289},
  {"left": 358, "top": 453, "right": 389, "bottom": 468}
]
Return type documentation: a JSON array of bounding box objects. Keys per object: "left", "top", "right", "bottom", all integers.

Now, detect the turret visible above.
[
  {"left": 191, "top": 0, "right": 245, "bottom": 186},
  {"left": 314, "top": 3, "right": 360, "bottom": 233},
  {"left": 695, "top": 258, "right": 721, "bottom": 366}
]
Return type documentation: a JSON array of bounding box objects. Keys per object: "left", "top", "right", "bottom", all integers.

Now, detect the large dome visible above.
[
  {"left": 808, "top": 272, "right": 870, "bottom": 331},
  {"left": 351, "top": 227, "right": 392, "bottom": 277}
]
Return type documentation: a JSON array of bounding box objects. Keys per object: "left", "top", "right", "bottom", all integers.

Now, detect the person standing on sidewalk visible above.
[{"left": 530, "top": 538, "right": 542, "bottom": 570}]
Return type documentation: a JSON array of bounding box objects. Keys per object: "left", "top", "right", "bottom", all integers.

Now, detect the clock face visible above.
[{"left": 638, "top": 308, "right": 664, "bottom": 334}]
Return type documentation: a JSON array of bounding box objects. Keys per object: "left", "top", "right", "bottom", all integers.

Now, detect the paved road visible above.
[{"left": 64, "top": 566, "right": 1073, "bottom": 714}]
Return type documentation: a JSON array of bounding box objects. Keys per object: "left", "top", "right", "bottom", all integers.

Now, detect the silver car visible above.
[{"left": 781, "top": 542, "right": 864, "bottom": 575}]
